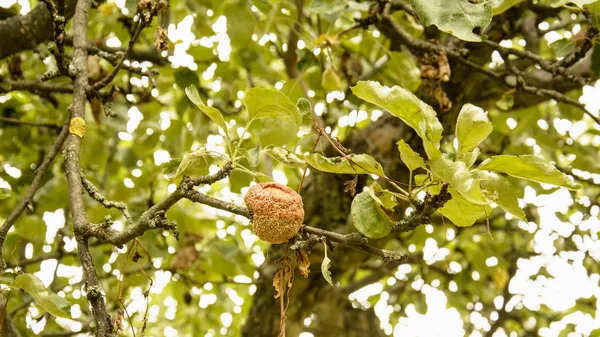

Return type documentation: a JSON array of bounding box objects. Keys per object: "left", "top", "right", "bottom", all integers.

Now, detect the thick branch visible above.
[
  {"left": 0, "top": 117, "right": 62, "bottom": 129},
  {"left": 0, "top": 80, "right": 73, "bottom": 94},
  {"left": 64, "top": 0, "right": 114, "bottom": 334},
  {"left": 0, "top": 0, "right": 76, "bottom": 60}
]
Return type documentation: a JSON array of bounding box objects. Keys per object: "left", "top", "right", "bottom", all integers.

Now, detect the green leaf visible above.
[
  {"left": 175, "top": 69, "right": 200, "bottom": 88},
  {"left": 305, "top": 153, "right": 386, "bottom": 176},
  {"left": 492, "top": 0, "right": 525, "bottom": 14},
  {"left": 572, "top": 0, "right": 600, "bottom": 7},
  {"left": 160, "top": 149, "right": 215, "bottom": 179},
  {"left": 0, "top": 272, "right": 16, "bottom": 285},
  {"left": 0, "top": 178, "right": 11, "bottom": 199},
  {"left": 384, "top": 52, "right": 422, "bottom": 93},
  {"left": 550, "top": 38, "right": 576, "bottom": 57},
  {"left": 248, "top": 117, "right": 299, "bottom": 147},
  {"left": 160, "top": 158, "right": 183, "bottom": 179},
  {"left": 460, "top": 147, "right": 480, "bottom": 168},
  {"left": 429, "top": 156, "right": 488, "bottom": 205},
  {"left": 307, "top": 0, "right": 347, "bottom": 14},
  {"left": 456, "top": 103, "right": 493, "bottom": 154},
  {"left": 411, "top": 0, "right": 493, "bottom": 42},
  {"left": 282, "top": 79, "right": 305, "bottom": 103},
  {"left": 438, "top": 187, "right": 490, "bottom": 227},
  {"left": 241, "top": 143, "right": 261, "bottom": 169},
  {"left": 297, "top": 98, "right": 313, "bottom": 127},
  {"left": 474, "top": 170, "right": 527, "bottom": 221},
  {"left": 11, "top": 274, "right": 71, "bottom": 318},
  {"left": 397, "top": 140, "right": 425, "bottom": 171},
  {"left": 185, "top": 85, "right": 229, "bottom": 137},
  {"left": 321, "top": 241, "right": 334, "bottom": 286},
  {"left": 478, "top": 155, "right": 581, "bottom": 190},
  {"left": 264, "top": 147, "right": 306, "bottom": 168},
  {"left": 244, "top": 88, "right": 302, "bottom": 125},
  {"left": 322, "top": 66, "right": 344, "bottom": 92},
  {"left": 538, "top": 0, "right": 567, "bottom": 7},
  {"left": 351, "top": 190, "right": 393, "bottom": 239},
  {"left": 351, "top": 81, "right": 443, "bottom": 158},
  {"left": 495, "top": 91, "right": 514, "bottom": 111},
  {"left": 369, "top": 183, "right": 399, "bottom": 211}
]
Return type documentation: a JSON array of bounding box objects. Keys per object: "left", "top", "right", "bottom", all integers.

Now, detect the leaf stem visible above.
[{"left": 317, "top": 127, "right": 410, "bottom": 196}]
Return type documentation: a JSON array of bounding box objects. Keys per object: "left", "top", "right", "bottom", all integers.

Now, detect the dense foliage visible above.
[{"left": 1, "top": 0, "right": 600, "bottom": 336}]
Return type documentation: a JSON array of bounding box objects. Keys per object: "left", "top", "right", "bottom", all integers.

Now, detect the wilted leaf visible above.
[
  {"left": 305, "top": 153, "right": 386, "bottom": 176},
  {"left": 474, "top": 170, "right": 527, "bottom": 221},
  {"left": 351, "top": 81, "right": 443, "bottom": 158},
  {"left": 430, "top": 156, "right": 488, "bottom": 205},
  {"left": 297, "top": 250, "right": 310, "bottom": 278},
  {"left": 411, "top": 0, "right": 493, "bottom": 42},
  {"left": 321, "top": 241, "right": 334, "bottom": 286},
  {"left": 169, "top": 246, "right": 200, "bottom": 270},
  {"left": 456, "top": 103, "right": 493, "bottom": 154},
  {"left": 478, "top": 155, "right": 581, "bottom": 190},
  {"left": 264, "top": 147, "right": 305, "bottom": 167},
  {"left": 186, "top": 85, "right": 229, "bottom": 137},
  {"left": 273, "top": 257, "right": 293, "bottom": 298},
  {"left": 397, "top": 140, "right": 425, "bottom": 171},
  {"left": 11, "top": 274, "right": 71, "bottom": 318},
  {"left": 351, "top": 190, "right": 393, "bottom": 239}
]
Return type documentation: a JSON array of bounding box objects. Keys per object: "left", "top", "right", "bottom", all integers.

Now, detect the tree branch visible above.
[
  {"left": 378, "top": 12, "right": 600, "bottom": 124},
  {"left": 0, "top": 117, "right": 63, "bottom": 129},
  {"left": 0, "top": 80, "right": 73, "bottom": 94},
  {"left": 0, "top": 124, "right": 69, "bottom": 270},
  {"left": 83, "top": 163, "right": 234, "bottom": 246},
  {"left": 392, "top": 184, "right": 452, "bottom": 232},
  {"left": 0, "top": 0, "right": 76, "bottom": 60},
  {"left": 80, "top": 170, "right": 133, "bottom": 223},
  {"left": 63, "top": 0, "right": 114, "bottom": 334},
  {"left": 92, "top": 16, "right": 149, "bottom": 91}
]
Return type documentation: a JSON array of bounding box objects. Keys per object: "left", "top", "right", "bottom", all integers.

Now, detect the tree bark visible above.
[{"left": 0, "top": 0, "right": 76, "bottom": 60}]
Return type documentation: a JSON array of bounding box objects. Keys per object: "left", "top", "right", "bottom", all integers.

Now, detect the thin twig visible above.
[
  {"left": 80, "top": 170, "right": 133, "bottom": 223},
  {"left": 92, "top": 16, "right": 149, "bottom": 90},
  {"left": 0, "top": 124, "right": 69, "bottom": 269}
]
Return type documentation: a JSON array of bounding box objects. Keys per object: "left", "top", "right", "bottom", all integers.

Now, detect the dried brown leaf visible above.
[{"left": 296, "top": 250, "right": 310, "bottom": 278}]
